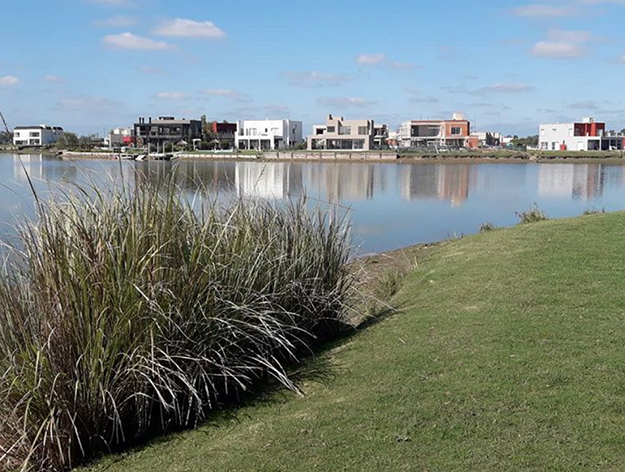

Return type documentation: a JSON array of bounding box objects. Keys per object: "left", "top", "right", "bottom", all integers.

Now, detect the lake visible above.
[{"left": 4, "top": 153, "right": 625, "bottom": 254}]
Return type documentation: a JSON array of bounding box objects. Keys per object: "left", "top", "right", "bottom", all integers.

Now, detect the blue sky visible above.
[{"left": 3, "top": 0, "right": 625, "bottom": 136}]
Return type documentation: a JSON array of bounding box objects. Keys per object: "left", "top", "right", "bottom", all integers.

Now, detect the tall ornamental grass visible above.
[{"left": 0, "top": 178, "right": 353, "bottom": 471}]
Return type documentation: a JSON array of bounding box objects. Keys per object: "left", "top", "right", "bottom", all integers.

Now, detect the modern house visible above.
[
  {"left": 134, "top": 116, "right": 202, "bottom": 150},
  {"left": 399, "top": 113, "right": 471, "bottom": 148},
  {"left": 471, "top": 131, "right": 502, "bottom": 148},
  {"left": 235, "top": 120, "right": 303, "bottom": 150},
  {"left": 207, "top": 121, "right": 237, "bottom": 149},
  {"left": 106, "top": 127, "right": 134, "bottom": 148},
  {"left": 539, "top": 117, "right": 624, "bottom": 151},
  {"left": 13, "top": 125, "right": 64, "bottom": 147},
  {"left": 307, "top": 115, "right": 379, "bottom": 151}
]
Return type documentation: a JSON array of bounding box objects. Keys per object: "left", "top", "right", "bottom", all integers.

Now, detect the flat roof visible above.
[{"left": 14, "top": 125, "right": 63, "bottom": 130}]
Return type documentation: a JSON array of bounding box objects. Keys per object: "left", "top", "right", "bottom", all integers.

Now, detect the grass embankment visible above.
[{"left": 86, "top": 212, "right": 625, "bottom": 471}]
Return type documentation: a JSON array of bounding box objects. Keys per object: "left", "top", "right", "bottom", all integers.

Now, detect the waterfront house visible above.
[
  {"left": 106, "top": 127, "right": 134, "bottom": 148},
  {"left": 399, "top": 113, "right": 471, "bottom": 149},
  {"left": 235, "top": 120, "right": 303, "bottom": 150},
  {"left": 539, "top": 117, "right": 624, "bottom": 151},
  {"left": 134, "top": 116, "right": 202, "bottom": 150},
  {"left": 307, "top": 115, "right": 378, "bottom": 151},
  {"left": 208, "top": 121, "right": 237, "bottom": 149},
  {"left": 13, "top": 125, "right": 64, "bottom": 147}
]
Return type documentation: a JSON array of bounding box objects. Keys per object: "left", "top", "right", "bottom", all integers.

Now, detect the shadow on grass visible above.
[{"left": 86, "top": 298, "right": 410, "bottom": 471}]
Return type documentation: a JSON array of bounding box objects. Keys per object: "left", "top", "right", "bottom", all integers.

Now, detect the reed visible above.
[{"left": 0, "top": 176, "right": 353, "bottom": 471}]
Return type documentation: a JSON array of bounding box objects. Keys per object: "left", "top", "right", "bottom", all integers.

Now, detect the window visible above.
[
  {"left": 327, "top": 126, "right": 336, "bottom": 133},
  {"left": 451, "top": 127, "right": 461, "bottom": 135},
  {"left": 353, "top": 139, "right": 365, "bottom": 149},
  {"left": 358, "top": 126, "right": 368, "bottom": 135},
  {"left": 316, "top": 128, "right": 325, "bottom": 135},
  {"left": 29, "top": 132, "right": 41, "bottom": 138},
  {"left": 338, "top": 126, "right": 351, "bottom": 135},
  {"left": 14, "top": 132, "right": 19, "bottom": 137}
]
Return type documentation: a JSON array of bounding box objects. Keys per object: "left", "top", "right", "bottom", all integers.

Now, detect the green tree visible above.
[{"left": 55, "top": 132, "right": 79, "bottom": 150}]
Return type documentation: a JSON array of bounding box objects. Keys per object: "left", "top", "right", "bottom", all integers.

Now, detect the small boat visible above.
[
  {"left": 151, "top": 153, "right": 174, "bottom": 161},
  {"left": 135, "top": 153, "right": 148, "bottom": 161},
  {"left": 116, "top": 153, "right": 136, "bottom": 160}
]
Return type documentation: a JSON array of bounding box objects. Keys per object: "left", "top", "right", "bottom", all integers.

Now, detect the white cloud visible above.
[
  {"left": 316, "top": 97, "right": 376, "bottom": 108},
  {"left": 153, "top": 19, "right": 226, "bottom": 38},
  {"left": 201, "top": 89, "right": 242, "bottom": 98},
  {"left": 511, "top": 4, "right": 579, "bottom": 17},
  {"left": 357, "top": 53, "right": 387, "bottom": 65},
  {"left": 44, "top": 75, "right": 65, "bottom": 83},
  {"left": 92, "top": 15, "right": 137, "bottom": 27},
  {"left": 531, "top": 41, "right": 587, "bottom": 58},
  {"left": 356, "top": 53, "right": 416, "bottom": 69},
  {"left": 285, "top": 71, "right": 351, "bottom": 87},
  {"left": 547, "top": 28, "right": 592, "bottom": 42},
  {"left": 102, "top": 33, "right": 171, "bottom": 50},
  {"left": 477, "top": 83, "right": 534, "bottom": 93},
  {"left": 155, "top": 92, "right": 188, "bottom": 100},
  {"left": 0, "top": 76, "right": 19, "bottom": 86}
]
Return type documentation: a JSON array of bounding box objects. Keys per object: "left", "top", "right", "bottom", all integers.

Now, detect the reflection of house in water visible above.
[
  {"left": 400, "top": 164, "right": 472, "bottom": 207},
  {"left": 303, "top": 163, "right": 381, "bottom": 203},
  {"left": 235, "top": 162, "right": 291, "bottom": 199},
  {"left": 538, "top": 164, "right": 604, "bottom": 201},
  {"left": 14, "top": 154, "right": 44, "bottom": 182}
]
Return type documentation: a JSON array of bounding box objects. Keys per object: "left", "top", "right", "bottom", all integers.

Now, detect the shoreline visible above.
[{"left": 4, "top": 149, "right": 625, "bottom": 165}]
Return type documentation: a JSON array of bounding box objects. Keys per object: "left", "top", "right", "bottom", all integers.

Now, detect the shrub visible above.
[
  {"left": 479, "top": 222, "right": 496, "bottom": 233},
  {"left": 516, "top": 204, "right": 548, "bottom": 224},
  {"left": 0, "top": 176, "right": 353, "bottom": 471},
  {"left": 583, "top": 208, "right": 606, "bottom": 215}
]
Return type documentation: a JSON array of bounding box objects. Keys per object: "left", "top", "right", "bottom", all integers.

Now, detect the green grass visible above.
[{"left": 83, "top": 212, "right": 625, "bottom": 472}]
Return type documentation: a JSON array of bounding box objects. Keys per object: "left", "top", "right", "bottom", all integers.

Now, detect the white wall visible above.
[{"left": 235, "top": 120, "right": 303, "bottom": 149}]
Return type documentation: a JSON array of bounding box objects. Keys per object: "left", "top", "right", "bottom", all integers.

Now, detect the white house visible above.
[
  {"left": 235, "top": 120, "right": 303, "bottom": 150},
  {"left": 13, "top": 125, "right": 64, "bottom": 147},
  {"left": 539, "top": 117, "right": 623, "bottom": 151},
  {"left": 106, "top": 127, "right": 134, "bottom": 148}
]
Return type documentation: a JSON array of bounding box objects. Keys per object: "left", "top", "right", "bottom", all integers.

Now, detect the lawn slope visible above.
[{"left": 85, "top": 213, "right": 625, "bottom": 472}]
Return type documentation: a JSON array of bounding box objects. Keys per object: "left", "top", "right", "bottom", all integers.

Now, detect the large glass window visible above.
[
  {"left": 338, "top": 126, "right": 351, "bottom": 135},
  {"left": 353, "top": 139, "right": 365, "bottom": 149},
  {"left": 358, "top": 126, "right": 368, "bottom": 135},
  {"left": 29, "top": 132, "right": 40, "bottom": 138},
  {"left": 451, "top": 127, "right": 461, "bottom": 135}
]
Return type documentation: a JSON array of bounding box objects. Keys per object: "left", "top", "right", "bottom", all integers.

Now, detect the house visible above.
[
  {"left": 471, "top": 131, "right": 501, "bottom": 147},
  {"left": 13, "top": 125, "right": 64, "bottom": 147},
  {"left": 539, "top": 117, "right": 624, "bottom": 151},
  {"left": 106, "top": 127, "right": 134, "bottom": 148},
  {"left": 235, "top": 120, "right": 303, "bottom": 150},
  {"left": 307, "top": 115, "right": 378, "bottom": 151},
  {"left": 399, "top": 113, "right": 471, "bottom": 148},
  {"left": 134, "top": 116, "right": 202, "bottom": 150},
  {"left": 207, "top": 121, "right": 237, "bottom": 149}
]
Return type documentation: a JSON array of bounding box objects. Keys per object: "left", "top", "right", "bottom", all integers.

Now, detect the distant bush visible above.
[
  {"left": 583, "top": 208, "right": 606, "bottom": 215},
  {"left": 516, "top": 204, "right": 548, "bottom": 224},
  {"left": 0, "top": 176, "right": 354, "bottom": 471},
  {"left": 479, "top": 222, "right": 496, "bottom": 232}
]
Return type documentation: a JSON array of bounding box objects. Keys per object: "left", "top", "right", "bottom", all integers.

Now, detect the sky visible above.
[{"left": 2, "top": 0, "right": 625, "bottom": 137}]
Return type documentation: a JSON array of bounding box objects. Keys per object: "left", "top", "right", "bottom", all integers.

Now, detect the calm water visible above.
[{"left": 4, "top": 153, "right": 625, "bottom": 254}]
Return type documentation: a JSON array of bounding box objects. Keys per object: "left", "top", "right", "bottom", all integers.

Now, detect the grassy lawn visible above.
[{"left": 84, "top": 212, "right": 625, "bottom": 472}]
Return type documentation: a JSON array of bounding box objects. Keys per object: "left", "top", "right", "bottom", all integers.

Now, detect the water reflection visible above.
[{"left": 5, "top": 154, "right": 625, "bottom": 253}]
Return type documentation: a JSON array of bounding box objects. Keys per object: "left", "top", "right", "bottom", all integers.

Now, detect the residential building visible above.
[
  {"left": 539, "top": 117, "right": 624, "bottom": 151},
  {"left": 134, "top": 116, "right": 202, "bottom": 150},
  {"left": 472, "top": 131, "right": 501, "bottom": 147},
  {"left": 399, "top": 113, "right": 471, "bottom": 148},
  {"left": 207, "top": 121, "right": 237, "bottom": 149},
  {"left": 13, "top": 125, "right": 64, "bottom": 147},
  {"left": 307, "top": 115, "right": 377, "bottom": 151},
  {"left": 106, "top": 127, "right": 134, "bottom": 148},
  {"left": 235, "top": 120, "right": 303, "bottom": 150}
]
